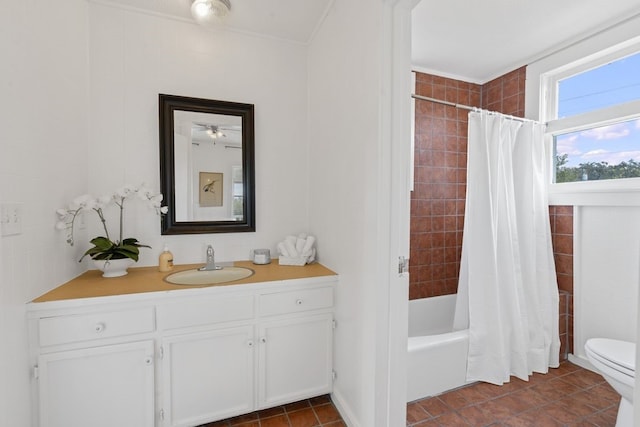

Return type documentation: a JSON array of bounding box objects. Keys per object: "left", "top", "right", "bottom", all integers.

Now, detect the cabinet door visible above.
[
  {"left": 258, "top": 313, "right": 333, "bottom": 408},
  {"left": 38, "top": 340, "right": 155, "bottom": 427},
  {"left": 162, "top": 326, "right": 254, "bottom": 427}
]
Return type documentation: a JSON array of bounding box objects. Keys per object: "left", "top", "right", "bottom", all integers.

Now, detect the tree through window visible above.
[{"left": 551, "top": 50, "right": 640, "bottom": 183}]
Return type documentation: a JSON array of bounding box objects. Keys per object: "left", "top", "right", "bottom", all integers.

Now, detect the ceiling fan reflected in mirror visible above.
[
  {"left": 191, "top": 123, "right": 242, "bottom": 146},
  {"left": 191, "top": 0, "right": 231, "bottom": 24}
]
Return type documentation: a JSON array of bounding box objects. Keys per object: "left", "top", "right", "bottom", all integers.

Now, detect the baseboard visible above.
[
  {"left": 330, "top": 388, "right": 360, "bottom": 427},
  {"left": 568, "top": 353, "right": 597, "bottom": 373}
]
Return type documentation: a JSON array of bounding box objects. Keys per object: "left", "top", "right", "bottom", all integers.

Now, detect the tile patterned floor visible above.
[
  {"left": 198, "top": 394, "right": 346, "bottom": 427},
  {"left": 407, "top": 362, "right": 620, "bottom": 426},
  {"left": 198, "top": 362, "right": 618, "bottom": 427}
]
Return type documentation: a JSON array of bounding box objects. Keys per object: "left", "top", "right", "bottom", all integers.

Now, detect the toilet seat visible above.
[{"left": 585, "top": 338, "right": 635, "bottom": 379}]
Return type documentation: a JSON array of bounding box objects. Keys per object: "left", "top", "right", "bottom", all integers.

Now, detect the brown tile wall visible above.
[
  {"left": 480, "top": 68, "right": 526, "bottom": 116},
  {"left": 409, "top": 74, "right": 481, "bottom": 299},
  {"left": 411, "top": 66, "right": 574, "bottom": 358},
  {"left": 410, "top": 67, "right": 525, "bottom": 299},
  {"left": 550, "top": 206, "right": 574, "bottom": 357}
]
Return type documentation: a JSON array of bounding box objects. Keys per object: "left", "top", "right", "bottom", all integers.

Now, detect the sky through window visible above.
[{"left": 555, "top": 51, "right": 640, "bottom": 173}]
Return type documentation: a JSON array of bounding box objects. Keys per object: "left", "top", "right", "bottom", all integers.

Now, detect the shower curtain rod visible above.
[{"left": 411, "top": 94, "right": 543, "bottom": 125}]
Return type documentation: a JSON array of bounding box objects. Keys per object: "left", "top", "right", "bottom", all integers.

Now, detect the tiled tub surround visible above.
[
  {"left": 550, "top": 206, "right": 575, "bottom": 356},
  {"left": 410, "top": 73, "right": 480, "bottom": 299},
  {"left": 410, "top": 69, "right": 575, "bottom": 362},
  {"left": 410, "top": 68, "right": 525, "bottom": 300}
]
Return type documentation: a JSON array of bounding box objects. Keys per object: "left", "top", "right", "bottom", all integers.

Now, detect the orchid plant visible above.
[{"left": 56, "top": 184, "right": 168, "bottom": 262}]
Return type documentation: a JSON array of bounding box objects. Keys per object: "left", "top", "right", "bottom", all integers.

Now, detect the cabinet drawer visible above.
[
  {"left": 39, "top": 307, "right": 155, "bottom": 347},
  {"left": 259, "top": 287, "right": 333, "bottom": 317},
  {"left": 160, "top": 294, "right": 254, "bottom": 331}
]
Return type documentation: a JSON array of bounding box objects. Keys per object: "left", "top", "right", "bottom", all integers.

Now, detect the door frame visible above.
[{"left": 376, "top": 0, "right": 420, "bottom": 425}]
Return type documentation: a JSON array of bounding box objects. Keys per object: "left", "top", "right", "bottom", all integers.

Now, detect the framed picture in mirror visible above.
[{"left": 199, "top": 172, "right": 223, "bottom": 207}]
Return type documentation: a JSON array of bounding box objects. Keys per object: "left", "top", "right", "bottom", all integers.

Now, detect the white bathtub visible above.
[{"left": 407, "top": 294, "right": 471, "bottom": 402}]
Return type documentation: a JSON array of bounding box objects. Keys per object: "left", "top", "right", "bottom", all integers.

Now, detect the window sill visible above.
[{"left": 549, "top": 178, "right": 640, "bottom": 206}]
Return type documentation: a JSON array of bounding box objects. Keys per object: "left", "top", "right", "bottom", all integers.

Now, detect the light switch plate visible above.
[{"left": 1, "top": 202, "right": 23, "bottom": 236}]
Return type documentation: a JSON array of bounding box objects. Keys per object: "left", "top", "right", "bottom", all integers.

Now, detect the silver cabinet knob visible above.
[
  {"left": 94, "top": 323, "right": 105, "bottom": 333},
  {"left": 296, "top": 299, "right": 303, "bottom": 305}
]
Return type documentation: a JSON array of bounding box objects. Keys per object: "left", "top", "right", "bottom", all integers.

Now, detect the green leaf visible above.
[
  {"left": 78, "top": 236, "right": 151, "bottom": 263},
  {"left": 90, "top": 236, "right": 115, "bottom": 251}
]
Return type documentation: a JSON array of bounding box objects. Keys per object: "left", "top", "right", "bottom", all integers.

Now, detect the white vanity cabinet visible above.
[
  {"left": 29, "top": 306, "right": 156, "bottom": 427},
  {"left": 28, "top": 269, "right": 336, "bottom": 427},
  {"left": 161, "top": 325, "right": 255, "bottom": 426},
  {"left": 158, "top": 293, "right": 257, "bottom": 426},
  {"left": 257, "top": 287, "right": 334, "bottom": 409},
  {"left": 158, "top": 280, "right": 335, "bottom": 427}
]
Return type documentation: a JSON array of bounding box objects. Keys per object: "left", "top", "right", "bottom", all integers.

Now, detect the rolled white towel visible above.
[
  {"left": 284, "top": 239, "right": 299, "bottom": 257},
  {"left": 301, "top": 236, "right": 316, "bottom": 255},
  {"left": 277, "top": 242, "right": 290, "bottom": 257},
  {"left": 295, "top": 237, "right": 306, "bottom": 254}
]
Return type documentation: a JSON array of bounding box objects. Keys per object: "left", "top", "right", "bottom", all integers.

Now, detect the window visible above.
[
  {"left": 231, "top": 165, "right": 243, "bottom": 219},
  {"left": 557, "top": 51, "right": 640, "bottom": 118},
  {"left": 554, "top": 117, "right": 640, "bottom": 182},
  {"left": 545, "top": 46, "right": 640, "bottom": 185}
]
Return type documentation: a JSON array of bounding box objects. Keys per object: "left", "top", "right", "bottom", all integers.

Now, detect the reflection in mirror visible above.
[
  {"left": 159, "top": 94, "right": 255, "bottom": 234},
  {"left": 174, "top": 111, "right": 243, "bottom": 222}
]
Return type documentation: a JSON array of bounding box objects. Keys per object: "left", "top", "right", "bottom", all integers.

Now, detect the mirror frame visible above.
[{"left": 159, "top": 94, "right": 256, "bottom": 234}]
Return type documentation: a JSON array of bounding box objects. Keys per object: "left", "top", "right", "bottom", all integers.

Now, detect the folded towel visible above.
[
  {"left": 277, "top": 234, "right": 316, "bottom": 265},
  {"left": 301, "top": 236, "right": 316, "bottom": 255},
  {"left": 277, "top": 242, "right": 290, "bottom": 257},
  {"left": 284, "top": 239, "right": 299, "bottom": 257}
]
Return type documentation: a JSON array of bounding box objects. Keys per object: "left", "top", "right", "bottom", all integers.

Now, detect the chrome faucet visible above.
[{"left": 199, "top": 245, "right": 222, "bottom": 271}]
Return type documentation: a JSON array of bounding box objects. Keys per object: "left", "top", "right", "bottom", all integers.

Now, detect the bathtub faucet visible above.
[{"left": 199, "top": 245, "right": 222, "bottom": 271}]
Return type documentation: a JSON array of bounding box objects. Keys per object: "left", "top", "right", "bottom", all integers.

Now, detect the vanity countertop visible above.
[{"left": 32, "top": 260, "right": 337, "bottom": 303}]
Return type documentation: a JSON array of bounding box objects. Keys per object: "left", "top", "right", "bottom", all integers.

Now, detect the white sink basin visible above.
[{"left": 165, "top": 267, "right": 254, "bottom": 285}]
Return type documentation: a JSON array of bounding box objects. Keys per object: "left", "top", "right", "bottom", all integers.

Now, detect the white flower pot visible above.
[{"left": 93, "top": 258, "right": 135, "bottom": 278}]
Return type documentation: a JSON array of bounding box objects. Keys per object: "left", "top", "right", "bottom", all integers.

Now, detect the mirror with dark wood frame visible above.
[{"left": 159, "top": 94, "right": 255, "bottom": 234}]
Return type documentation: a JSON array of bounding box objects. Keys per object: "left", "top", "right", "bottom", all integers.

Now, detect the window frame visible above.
[{"left": 536, "top": 37, "right": 640, "bottom": 205}]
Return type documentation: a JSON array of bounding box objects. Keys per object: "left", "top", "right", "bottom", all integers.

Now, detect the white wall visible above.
[
  {"left": 308, "top": 0, "right": 385, "bottom": 425},
  {"left": 573, "top": 206, "right": 640, "bottom": 361},
  {"left": 87, "top": 2, "right": 311, "bottom": 266},
  {"left": 0, "top": 0, "right": 90, "bottom": 425}
]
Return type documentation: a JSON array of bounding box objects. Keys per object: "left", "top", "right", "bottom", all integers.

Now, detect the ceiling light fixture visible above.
[
  {"left": 191, "top": 0, "right": 231, "bottom": 24},
  {"left": 206, "top": 126, "right": 226, "bottom": 139}
]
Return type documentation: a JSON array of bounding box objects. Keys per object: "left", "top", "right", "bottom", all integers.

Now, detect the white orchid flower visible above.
[
  {"left": 115, "top": 184, "right": 137, "bottom": 199},
  {"left": 56, "top": 184, "right": 168, "bottom": 256},
  {"left": 137, "top": 185, "right": 154, "bottom": 200},
  {"left": 94, "top": 195, "right": 112, "bottom": 210},
  {"left": 71, "top": 194, "right": 96, "bottom": 211}
]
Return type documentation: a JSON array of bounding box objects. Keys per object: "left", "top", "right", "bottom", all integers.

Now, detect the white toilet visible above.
[{"left": 584, "top": 338, "right": 636, "bottom": 427}]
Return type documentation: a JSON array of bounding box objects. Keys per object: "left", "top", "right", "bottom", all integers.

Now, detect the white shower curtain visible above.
[{"left": 454, "top": 110, "right": 560, "bottom": 385}]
